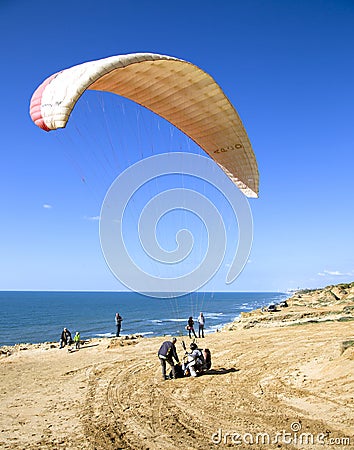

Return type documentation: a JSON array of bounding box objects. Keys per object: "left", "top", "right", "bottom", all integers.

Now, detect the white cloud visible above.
[
  {"left": 326, "top": 270, "right": 344, "bottom": 276},
  {"left": 84, "top": 215, "right": 100, "bottom": 221},
  {"left": 318, "top": 269, "right": 353, "bottom": 277},
  {"left": 42, "top": 204, "right": 52, "bottom": 209}
]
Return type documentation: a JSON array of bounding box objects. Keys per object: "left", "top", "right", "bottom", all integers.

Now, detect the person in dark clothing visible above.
[
  {"left": 158, "top": 337, "right": 179, "bottom": 380},
  {"left": 59, "top": 327, "right": 72, "bottom": 348},
  {"left": 115, "top": 313, "right": 123, "bottom": 337},
  {"left": 187, "top": 316, "right": 197, "bottom": 338}
]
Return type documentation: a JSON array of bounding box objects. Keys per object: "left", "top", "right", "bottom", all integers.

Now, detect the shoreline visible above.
[
  {"left": 0, "top": 291, "right": 278, "bottom": 349},
  {"left": 2, "top": 282, "right": 353, "bottom": 355}
]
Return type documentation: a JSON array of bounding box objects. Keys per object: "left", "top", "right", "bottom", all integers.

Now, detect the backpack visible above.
[
  {"left": 169, "top": 364, "right": 184, "bottom": 379},
  {"left": 203, "top": 348, "right": 212, "bottom": 370}
]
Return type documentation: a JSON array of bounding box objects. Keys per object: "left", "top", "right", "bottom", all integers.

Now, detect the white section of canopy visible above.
[{"left": 38, "top": 53, "right": 259, "bottom": 197}]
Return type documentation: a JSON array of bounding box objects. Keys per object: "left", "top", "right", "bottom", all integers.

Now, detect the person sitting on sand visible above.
[
  {"left": 73, "top": 331, "right": 81, "bottom": 349},
  {"left": 184, "top": 342, "right": 205, "bottom": 377},
  {"left": 59, "top": 327, "right": 72, "bottom": 348},
  {"left": 158, "top": 337, "right": 179, "bottom": 380},
  {"left": 187, "top": 316, "right": 197, "bottom": 339}
]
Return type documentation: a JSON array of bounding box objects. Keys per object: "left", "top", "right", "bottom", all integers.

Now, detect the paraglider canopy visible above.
[{"left": 30, "top": 52, "right": 259, "bottom": 198}]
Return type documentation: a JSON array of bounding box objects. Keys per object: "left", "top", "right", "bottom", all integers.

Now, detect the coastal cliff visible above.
[{"left": 227, "top": 282, "right": 354, "bottom": 330}]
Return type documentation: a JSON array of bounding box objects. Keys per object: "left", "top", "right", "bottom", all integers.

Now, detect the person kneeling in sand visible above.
[
  {"left": 158, "top": 337, "right": 179, "bottom": 380},
  {"left": 59, "top": 327, "right": 72, "bottom": 348}
]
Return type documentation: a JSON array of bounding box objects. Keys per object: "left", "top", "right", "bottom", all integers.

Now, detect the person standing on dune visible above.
[
  {"left": 158, "top": 337, "right": 179, "bottom": 380},
  {"left": 198, "top": 312, "right": 205, "bottom": 338},
  {"left": 115, "top": 313, "right": 123, "bottom": 337},
  {"left": 187, "top": 316, "right": 197, "bottom": 339}
]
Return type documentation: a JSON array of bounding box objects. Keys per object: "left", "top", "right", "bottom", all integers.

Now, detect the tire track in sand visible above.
[{"left": 82, "top": 359, "right": 215, "bottom": 449}]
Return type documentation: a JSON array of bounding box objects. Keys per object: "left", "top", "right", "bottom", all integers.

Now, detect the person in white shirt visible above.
[{"left": 197, "top": 312, "right": 205, "bottom": 338}]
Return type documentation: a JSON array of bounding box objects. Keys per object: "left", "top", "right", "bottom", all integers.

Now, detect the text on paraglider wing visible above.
[{"left": 214, "top": 143, "right": 243, "bottom": 154}]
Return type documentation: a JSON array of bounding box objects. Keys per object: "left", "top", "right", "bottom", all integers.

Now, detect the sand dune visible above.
[{"left": 1, "top": 292, "right": 354, "bottom": 449}]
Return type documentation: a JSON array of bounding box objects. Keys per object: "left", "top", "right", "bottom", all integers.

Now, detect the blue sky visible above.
[{"left": 1, "top": 0, "right": 353, "bottom": 292}]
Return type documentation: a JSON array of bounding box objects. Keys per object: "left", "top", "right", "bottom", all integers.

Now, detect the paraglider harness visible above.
[{"left": 168, "top": 340, "right": 211, "bottom": 378}]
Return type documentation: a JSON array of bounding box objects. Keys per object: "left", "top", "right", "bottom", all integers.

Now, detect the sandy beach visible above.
[{"left": 1, "top": 285, "right": 353, "bottom": 449}]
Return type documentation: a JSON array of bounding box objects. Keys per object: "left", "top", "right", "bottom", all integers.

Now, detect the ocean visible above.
[{"left": 0, "top": 291, "right": 287, "bottom": 346}]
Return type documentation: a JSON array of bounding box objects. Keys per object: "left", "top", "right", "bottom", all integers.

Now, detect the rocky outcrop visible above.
[
  {"left": 226, "top": 282, "right": 354, "bottom": 331},
  {"left": 292, "top": 282, "right": 354, "bottom": 306}
]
